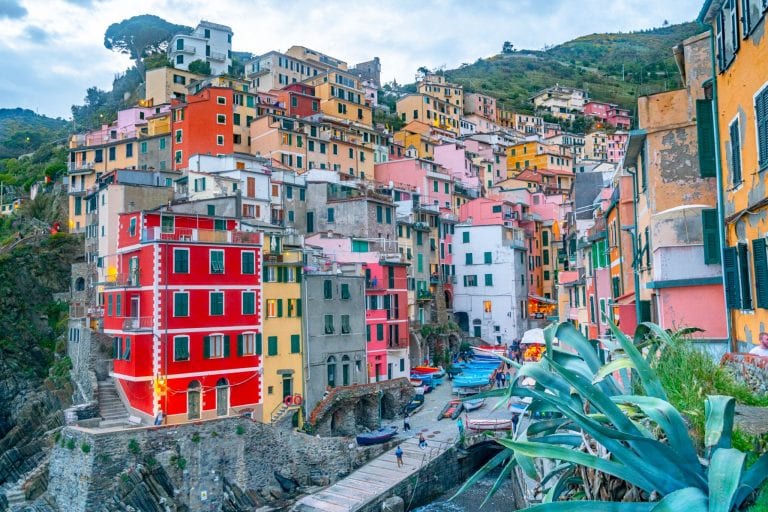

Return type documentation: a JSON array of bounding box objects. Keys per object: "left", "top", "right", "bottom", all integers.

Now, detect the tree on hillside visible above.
[
  {"left": 502, "top": 41, "right": 515, "bottom": 54},
  {"left": 104, "top": 15, "right": 191, "bottom": 75}
]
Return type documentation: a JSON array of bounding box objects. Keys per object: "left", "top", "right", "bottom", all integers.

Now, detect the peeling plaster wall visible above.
[{"left": 713, "top": 8, "right": 768, "bottom": 349}]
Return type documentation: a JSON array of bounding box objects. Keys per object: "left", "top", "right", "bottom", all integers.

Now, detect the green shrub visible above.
[
  {"left": 127, "top": 439, "right": 140, "bottom": 455},
  {"left": 236, "top": 425, "right": 245, "bottom": 436},
  {"left": 65, "top": 439, "right": 75, "bottom": 450},
  {"left": 191, "top": 432, "right": 200, "bottom": 443},
  {"left": 80, "top": 443, "right": 90, "bottom": 453}
]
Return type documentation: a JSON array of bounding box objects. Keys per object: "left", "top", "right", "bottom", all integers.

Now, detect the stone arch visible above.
[
  {"left": 74, "top": 277, "right": 86, "bottom": 291},
  {"left": 381, "top": 391, "right": 399, "bottom": 420},
  {"left": 444, "top": 289, "right": 452, "bottom": 309}
]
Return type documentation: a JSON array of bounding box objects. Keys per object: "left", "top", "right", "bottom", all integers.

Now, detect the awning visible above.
[{"left": 528, "top": 294, "right": 557, "bottom": 305}]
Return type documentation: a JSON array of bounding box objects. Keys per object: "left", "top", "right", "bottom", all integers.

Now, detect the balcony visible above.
[
  {"left": 417, "top": 290, "right": 434, "bottom": 301},
  {"left": 366, "top": 279, "right": 386, "bottom": 290},
  {"left": 122, "top": 316, "right": 153, "bottom": 332},
  {"left": 209, "top": 51, "right": 227, "bottom": 62},
  {"left": 141, "top": 227, "right": 262, "bottom": 245},
  {"left": 176, "top": 46, "right": 196, "bottom": 55},
  {"left": 102, "top": 271, "right": 140, "bottom": 288}
]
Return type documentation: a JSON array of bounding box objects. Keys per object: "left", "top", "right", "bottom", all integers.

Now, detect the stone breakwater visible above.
[
  {"left": 722, "top": 353, "right": 768, "bottom": 395},
  {"left": 45, "top": 417, "right": 398, "bottom": 511}
]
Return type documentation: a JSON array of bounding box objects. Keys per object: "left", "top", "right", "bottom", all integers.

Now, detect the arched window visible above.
[
  {"left": 341, "top": 355, "right": 351, "bottom": 386},
  {"left": 216, "top": 378, "right": 228, "bottom": 417},
  {"left": 187, "top": 380, "right": 201, "bottom": 420},
  {"left": 75, "top": 277, "right": 85, "bottom": 291},
  {"left": 327, "top": 356, "right": 336, "bottom": 388}
]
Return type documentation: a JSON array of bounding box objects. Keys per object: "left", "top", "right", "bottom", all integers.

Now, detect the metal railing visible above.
[
  {"left": 102, "top": 272, "right": 140, "bottom": 288},
  {"left": 122, "top": 317, "right": 153, "bottom": 331},
  {"left": 141, "top": 227, "right": 262, "bottom": 245}
]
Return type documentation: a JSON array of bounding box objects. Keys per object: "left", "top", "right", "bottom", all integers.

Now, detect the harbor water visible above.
[{"left": 412, "top": 466, "right": 519, "bottom": 512}]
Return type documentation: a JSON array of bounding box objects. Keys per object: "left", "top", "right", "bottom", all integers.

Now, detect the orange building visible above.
[{"left": 171, "top": 86, "right": 234, "bottom": 169}]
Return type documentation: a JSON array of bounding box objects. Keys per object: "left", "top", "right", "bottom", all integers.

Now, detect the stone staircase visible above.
[
  {"left": 97, "top": 380, "right": 129, "bottom": 427},
  {"left": 271, "top": 403, "right": 299, "bottom": 425}
]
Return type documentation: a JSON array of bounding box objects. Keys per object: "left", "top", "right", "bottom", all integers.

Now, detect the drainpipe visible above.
[{"left": 698, "top": 18, "right": 733, "bottom": 351}]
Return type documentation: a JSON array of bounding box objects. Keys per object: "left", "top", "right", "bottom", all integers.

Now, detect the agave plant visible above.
[{"left": 452, "top": 321, "right": 768, "bottom": 510}]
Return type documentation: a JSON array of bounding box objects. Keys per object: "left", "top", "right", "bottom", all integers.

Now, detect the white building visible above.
[
  {"left": 454, "top": 223, "right": 529, "bottom": 343},
  {"left": 531, "top": 85, "right": 588, "bottom": 121},
  {"left": 186, "top": 154, "right": 273, "bottom": 225},
  {"left": 168, "top": 21, "right": 233, "bottom": 76}
]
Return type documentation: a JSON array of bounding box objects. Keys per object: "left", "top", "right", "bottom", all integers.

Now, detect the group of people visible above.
[{"left": 493, "top": 368, "right": 513, "bottom": 388}]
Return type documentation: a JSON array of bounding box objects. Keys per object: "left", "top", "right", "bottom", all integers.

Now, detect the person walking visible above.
[
  {"left": 499, "top": 371, "right": 506, "bottom": 388},
  {"left": 505, "top": 370, "right": 512, "bottom": 387},
  {"left": 403, "top": 412, "right": 411, "bottom": 432},
  {"left": 495, "top": 371, "right": 502, "bottom": 389},
  {"left": 418, "top": 433, "right": 428, "bottom": 448},
  {"left": 395, "top": 445, "right": 404, "bottom": 468}
]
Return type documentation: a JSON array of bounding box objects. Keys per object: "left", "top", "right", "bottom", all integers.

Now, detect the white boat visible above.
[
  {"left": 463, "top": 398, "right": 485, "bottom": 411},
  {"left": 466, "top": 418, "right": 512, "bottom": 431}
]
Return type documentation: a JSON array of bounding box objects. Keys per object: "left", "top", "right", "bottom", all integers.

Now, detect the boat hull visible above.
[
  {"left": 466, "top": 418, "right": 512, "bottom": 431},
  {"left": 356, "top": 426, "right": 398, "bottom": 446}
]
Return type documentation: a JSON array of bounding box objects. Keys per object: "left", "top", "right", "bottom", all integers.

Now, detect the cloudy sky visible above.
[{"left": 0, "top": 0, "right": 702, "bottom": 119}]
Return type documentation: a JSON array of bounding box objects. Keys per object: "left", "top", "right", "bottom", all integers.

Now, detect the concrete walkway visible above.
[{"left": 293, "top": 379, "right": 514, "bottom": 511}]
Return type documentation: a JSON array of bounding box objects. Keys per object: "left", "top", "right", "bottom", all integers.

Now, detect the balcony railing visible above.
[
  {"left": 102, "top": 271, "right": 140, "bottom": 288},
  {"left": 122, "top": 316, "right": 153, "bottom": 331},
  {"left": 417, "top": 290, "right": 434, "bottom": 301},
  {"left": 209, "top": 51, "right": 227, "bottom": 62},
  {"left": 141, "top": 227, "right": 262, "bottom": 245},
  {"left": 176, "top": 46, "right": 196, "bottom": 55}
]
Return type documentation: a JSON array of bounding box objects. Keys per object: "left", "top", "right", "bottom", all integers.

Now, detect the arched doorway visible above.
[
  {"left": 444, "top": 290, "right": 452, "bottom": 309},
  {"left": 216, "top": 378, "right": 229, "bottom": 417},
  {"left": 341, "top": 355, "right": 351, "bottom": 386},
  {"left": 187, "top": 381, "right": 201, "bottom": 420},
  {"left": 74, "top": 277, "right": 85, "bottom": 291},
  {"left": 327, "top": 356, "right": 337, "bottom": 388}
]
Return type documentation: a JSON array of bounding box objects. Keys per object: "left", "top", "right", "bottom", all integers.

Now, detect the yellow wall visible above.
[
  {"left": 396, "top": 95, "right": 460, "bottom": 134},
  {"left": 707, "top": 4, "right": 768, "bottom": 348},
  {"left": 261, "top": 234, "right": 304, "bottom": 423}
]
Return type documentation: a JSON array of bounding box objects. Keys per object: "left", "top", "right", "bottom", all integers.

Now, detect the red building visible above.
[
  {"left": 274, "top": 83, "right": 320, "bottom": 118},
  {"left": 103, "top": 210, "right": 263, "bottom": 424},
  {"left": 365, "top": 261, "right": 410, "bottom": 382},
  {"left": 171, "top": 86, "right": 234, "bottom": 170},
  {"left": 583, "top": 100, "right": 631, "bottom": 130}
]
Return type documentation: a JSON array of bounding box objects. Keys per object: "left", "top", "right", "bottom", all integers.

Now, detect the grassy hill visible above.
[
  {"left": 0, "top": 109, "right": 68, "bottom": 160},
  {"left": 445, "top": 21, "right": 703, "bottom": 115}
]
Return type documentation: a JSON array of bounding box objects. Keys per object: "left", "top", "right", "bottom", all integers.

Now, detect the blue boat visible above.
[
  {"left": 356, "top": 426, "right": 398, "bottom": 446},
  {"left": 453, "top": 376, "right": 491, "bottom": 387}
]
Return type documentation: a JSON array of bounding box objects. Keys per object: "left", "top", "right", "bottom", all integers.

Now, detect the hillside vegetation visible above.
[
  {"left": 445, "top": 22, "right": 703, "bottom": 115},
  {"left": 0, "top": 109, "right": 68, "bottom": 160}
]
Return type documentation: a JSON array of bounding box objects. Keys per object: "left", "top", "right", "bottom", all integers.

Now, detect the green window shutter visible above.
[
  {"left": 542, "top": 231, "right": 549, "bottom": 246},
  {"left": 484, "top": 252, "right": 492, "bottom": 264},
  {"left": 296, "top": 267, "right": 302, "bottom": 282},
  {"left": 639, "top": 300, "right": 652, "bottom": 323},
  {"left": 366, "top": 324, "right": 371, "bottom": 341},
  {"left": 696, "top": 99, "right": 716, "bottom": 178},
  {"left": 730, "top": 120, "right": 742, "bottom": 184},
  {"left": 738, "top": 243, "right": 753, "bottom": 310},
  {"left": 277, "top": 299, "right": 283, "bottom": 317},
  {"left": 277, "top": 267, "right": 283, "bottom": 282},
  {"left": 237, "top": 334, "right": 243, "bottom": 356},
  {"left": 462, "top": 232, "right": 469, "bottom": 243},
  {"left": 485, "top": 274, "right": 493, "bottom": 286},
  {"left": 268, "top": 336, "right": 278, "bottom": 356},
  {"left": 263, "top": 263, "right": 269, "bottom": 282},
  {"left": 255, "top": 333, "right": 262, "bottom": 355},
  {"left": 376, "top": 324, "right": 384, "bottom": 340},
  {"left": 203, "top": 336, "right": 211, "bottom": 359},
  {"left": 291, "top": 334, "right": 300, "bottom": 353},
  {"left": 754, "top": 238, "right": 768, "bottom": 309},
  {"left": 296, "top": 298, "right": 302, "bottom": 317},
  {"left": 723, "top": 247, "right": 741, "bottom": 309},
  {"left": 223, "top": 335, "right": 230, "bottom": 357},
  {"left": 465, "top": 253, "right": 473, "bottom": 265},
  {"left": 702, "top": 208, "right": 721, "bottom": 264},
  {"left": 757, "top": 89, "right": 768, "bottom": 170}
]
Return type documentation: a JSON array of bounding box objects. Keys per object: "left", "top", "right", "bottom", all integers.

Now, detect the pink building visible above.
[
  {"left": 78, "top": 105, "right": 172, "bottom": 146},
  {"left": 464, "top": 139, "right": 507, "bottom": 189},
  {"left": 374, "top": 158, "right": 454, "bottom": 211},
  {"left": 433, "top": 143, "right": 481, "bottom": 191},
  {"left": 305, "top": 235, "right": 410, "bottom": 382},
  {"left": 584, "top": 101, "right": 631, "bottom": 130},
  {"left": 464, "top": 92, "right": 497, "bottom": 120}
]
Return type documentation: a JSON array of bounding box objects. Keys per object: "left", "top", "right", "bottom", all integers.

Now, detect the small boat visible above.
[
  {"left": 438, "top": 399, "right": 464, "bottom": 420},
  {"left": 410, "top": 377, "right": 423, "bottom": 387},
  {"left": 403, "top": 395, "right": 425, "bottom": 415},
  {"left": 413, "top": 373, "right": 434, "bottom": 385},
  {"left": 452, "top": 376, "right": 491, "bottom": 388},
  {"left": 412, "top": 365, "right": 441, "bottom": 374},
  {"left": 466, "top": 418, "right": 512, "bottom": 431},
  {"left": 356, "top": 426, "right": 398, "bottom": 446},
  {"left": 463, "top": 398, "right": 485, "bottom": 411}
]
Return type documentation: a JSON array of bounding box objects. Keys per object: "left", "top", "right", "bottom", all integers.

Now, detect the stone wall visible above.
[
  {"left": 722, "top": 353, "right": 768, "bottom": 395},
  {"left": 46, "top": 417, "right": 395, "bottom": 512}
]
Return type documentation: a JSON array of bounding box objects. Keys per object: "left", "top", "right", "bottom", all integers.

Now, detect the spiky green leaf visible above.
[
  {"left": 649, "top": 487, "right": 708, "bottom": 511},
  {"left": 608, "top": 320, "right": 667, "bottom": 400},
  {"left": 704, "top": 395, "right": 735, "bottom": 451},
  {"left": 733, "top": 452, "right": 768, "bottom": 507},
  {"left": 708, "top": 448, "right": 745, "bottom": 512}
]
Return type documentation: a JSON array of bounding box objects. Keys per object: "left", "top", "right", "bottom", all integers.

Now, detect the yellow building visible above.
[
  {"left": 506, "top": 141, "right": 573, "bottom": 174},
  {"left": 145, "top": 67, "right": 206, "bottom": 104},
  {"left": 397, "top": 94, "right": 460, "bottom": 134},
  {"left": 261, "top": 232, "right": 305, "bottom": 425},
  {"left": 418, "top": 73, "right": 463, "bottom": 111},
  {"left": 304, "top": 71, "right": 373, "bottom": 127},
  {"left": 700, "top": 0, "right": 768, "bottom": 351}
]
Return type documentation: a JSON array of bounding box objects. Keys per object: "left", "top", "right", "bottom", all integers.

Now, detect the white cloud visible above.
[{"left": 0, "top": 0, "right": 701, "bottom": 118}]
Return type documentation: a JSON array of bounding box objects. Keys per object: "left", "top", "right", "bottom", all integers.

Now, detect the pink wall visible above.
[
  {"left": 374, "top": 159, "right": 453, "bottom": 208},
  {"left": 433, "top": 143, "right": 481, "bottom": 189},
  {"left": 657, "top": 285, "right": 727, "bottom": 339}
]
